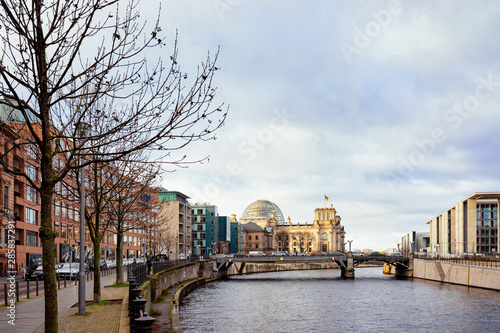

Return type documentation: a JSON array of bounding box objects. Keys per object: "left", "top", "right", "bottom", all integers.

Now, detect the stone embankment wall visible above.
[
  {"left": 386, "top": 259, "right": 500, "bottom": 291},
  {"left": 226, "top": 261, "right": 339, "bottom": 276},
  {"left": 147, "top": 261, "right": 217, "bottom": 302}
]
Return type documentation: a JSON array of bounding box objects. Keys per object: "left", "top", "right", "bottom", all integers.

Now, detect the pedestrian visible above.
[{"left": 147, "top": 257, "right": 152, "bottom": 274}]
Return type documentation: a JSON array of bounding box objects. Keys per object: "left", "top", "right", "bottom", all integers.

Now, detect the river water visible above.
[{"left": 179, "top": 267, "right": 500, "bottom": 333}]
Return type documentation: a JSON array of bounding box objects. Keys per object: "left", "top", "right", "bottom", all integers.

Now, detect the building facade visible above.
[
  {"left": 395, "top": 231, "right": 430, "bottom": 256},
  {"left": 242, "top": 221, "right": 273, "bottom": 253},
  {"left": 216, "top": 216, "right": 230, "bottom": 255},
  {"left": 427, "top": 192, "right": 499, "bottom": 255},
  {"left": 191, "top": 203, "right": 218, "bottom": 257},
  {"left": 0, "top": 120, "right": 158, "bottom": 274},
  {"left": 229, "top": 216, "right": 243, "bottom": 254},
  {"left": 158, "top": 190, "right": 192, "bottom": 260},
  {"left": 238, "top": 199, "right": 346, "bottom": 254}
]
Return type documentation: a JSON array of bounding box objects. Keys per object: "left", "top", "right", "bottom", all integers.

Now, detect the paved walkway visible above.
[{"left": 0, "top": 273, "right": 125, "bottom": 333}]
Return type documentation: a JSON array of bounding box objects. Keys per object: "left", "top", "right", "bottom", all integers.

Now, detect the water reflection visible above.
[{"left": 180, "top": 267, "right": 500, "bottom": 333}]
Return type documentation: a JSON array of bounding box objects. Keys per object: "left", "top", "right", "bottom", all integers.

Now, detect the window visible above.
[
  {"left": 255, "top": 244, "right": 259, "bottom": 249},
  {"left": 61, "top": 182, "right": 67, "bottom": 197},
  {"left": 255, "top": 235, "right": 259, "bottom": 240},
  {"left": 248, "top": 235, "right": 252, "bottom": 240},
  {"left": 27, "top": 164, "right": 37, "bottom": 180},
  {"left": 26, "top": 207, "right": 37, "bottom": 225},
  {"left": 321, "top": 233, "right": 328, "bottom": 240},
  {"left": 61, "top": 203, "right": 67, "bottom": 218},
  {"left": 27, "top": 142, "right": 37, "bottom": 159},
  {"left": 61, "top": 223, "right": 67, "bottom": 238},
  {"left": 4, "top": 183, "right": 9, "bottom": 209},
  {"left": 26, "top": 231, "right": 37, "bottom": 247},
  {"left": 55, "top": 201, "right": 60, "bottom": 216},
  {"left": 54, "top": 221, "right": 60, "bottom": 237}
]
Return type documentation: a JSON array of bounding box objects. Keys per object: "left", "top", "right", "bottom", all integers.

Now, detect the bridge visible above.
[{"left": 215, "top": 254, "right": 412, "bottom": 279}]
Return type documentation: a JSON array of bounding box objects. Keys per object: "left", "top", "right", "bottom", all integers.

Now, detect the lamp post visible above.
[
  {"left": 77, "top": 122, "right": 90, "bottom": 315},
  {"left": 347, "top": 240, "right": 353, "bottom": 253}
]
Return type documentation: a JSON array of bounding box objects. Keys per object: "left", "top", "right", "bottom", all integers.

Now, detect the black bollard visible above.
[
  {"left": 131, "top": 296, "right": 147, "bottom": 333},
  {"left": 135, "top": 313, "right": 156, "bottom": 333},
  {"left": 129, "top": 287, "right": 142, "bottom": 317}
]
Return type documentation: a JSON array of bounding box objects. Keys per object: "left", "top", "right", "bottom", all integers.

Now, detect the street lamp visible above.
[
  {"left": 77, "top": 121, "right": 90, "bottom": 316},
  {"left": 347, "top": 240, "right": 353, "bottom": 253}
]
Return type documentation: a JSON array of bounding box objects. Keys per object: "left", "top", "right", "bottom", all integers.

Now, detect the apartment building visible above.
[
  {"left": 0, "top": 117, "right": 158, "bottom": 274},
  {"left": 158, "top": 190, "right": 192, "bottom": 260}
]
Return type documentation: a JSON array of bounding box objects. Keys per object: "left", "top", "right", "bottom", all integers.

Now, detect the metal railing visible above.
[
  {"left": 419, "top": 257, "right": 500, "bottom": 268},
  {"left": 0, "top": 266, "right": 117, "bottom": 305},
  {"left": 128, "top": 263, "right": 147, "bottom": 286},
  {"left": 152, "top": 257, "right": 199, "bottom": 274}
]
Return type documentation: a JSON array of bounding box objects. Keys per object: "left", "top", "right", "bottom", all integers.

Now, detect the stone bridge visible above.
[{"left": 215, "top": 254, "right": 413, "bottom": 279}]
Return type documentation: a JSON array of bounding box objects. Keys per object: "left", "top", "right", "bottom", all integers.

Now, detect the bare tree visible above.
[
  {"left": 76, "top": 148, "right": 161, "bottom": 302},
  {"left": 274, "top": 230, "right": 290, "bottom": 252},
  {"left": 106, "top": 154, "right": 161, "bottom": 285},
  {"left": 0, "top": 1, "right": 227, "bottom": 330},
  {"left": 292, "top": 231, "right": 315, "bottom": 253}
]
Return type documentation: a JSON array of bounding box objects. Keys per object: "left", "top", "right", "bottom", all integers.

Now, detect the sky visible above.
[{"left": 141, "top": 0, "right": 500, "bottom": 251}]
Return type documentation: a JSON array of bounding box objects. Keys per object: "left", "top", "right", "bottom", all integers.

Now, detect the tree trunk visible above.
[
  {"left": 115, "top": 231, "right": 123, "bottom": 284},
  {"left": 39, "top": 183, "right": 58, "bottom": 332},
  {"left": 93, "top": 241, "right": 101, "bottom": 303}
]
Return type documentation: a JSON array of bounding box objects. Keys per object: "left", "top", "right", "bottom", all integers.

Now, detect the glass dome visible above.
[{"left": 240, "top": 200, "right": 285, "bottom": 225}]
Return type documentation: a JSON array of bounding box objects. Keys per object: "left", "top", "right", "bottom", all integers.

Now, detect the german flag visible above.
[{"left": 324, "top": 195, "right": 329, "bottom": 201}]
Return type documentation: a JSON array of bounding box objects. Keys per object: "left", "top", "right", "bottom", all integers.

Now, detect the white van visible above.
[{"left": 248, "top": 251, "right": 265, "bottom": 256}]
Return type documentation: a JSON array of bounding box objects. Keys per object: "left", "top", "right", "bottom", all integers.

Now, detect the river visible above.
[{"left": 179, "top": 267, "right": 500, "bottom": 333}]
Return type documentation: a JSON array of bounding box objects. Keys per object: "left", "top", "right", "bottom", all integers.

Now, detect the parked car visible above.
[
  {"left": 271, "top": 251, "right": 288, "bottom": 256},
  {"left": 24, "top": 265, "right": 41, "bottom": 280},
  {"left": 248, "top": 251, "right": 266, "bottom": 256},
  {"left": 310, "top": 252, "right": 327, "bottom": 256},
  {"left": 352, "top": 252, "right": 365, "bottom": 257},
  {"left": 389, "top": 252, "right": 403, "bottom": 257},
  {"left": 106, "top": 260, "right": 116, "bottom": 268},
  {"left": 292, "top": 252, "right": 307, "bottom": 256},
  {"left": 25, "top": 263, "right": 63, "bottom": 280},
  {"left": 328, "top": 251, "right": 344, "bottom": 257},
  {"left": 57, "top": 262, "right": 85, "bottom": 279},
  {"left": 370, "top": 251, "right": 387, "bottom": 257}
]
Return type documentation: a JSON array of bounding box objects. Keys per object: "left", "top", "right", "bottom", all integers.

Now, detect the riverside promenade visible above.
[{"left": 0, "top": 273, "right": 127, "bottom": 333}]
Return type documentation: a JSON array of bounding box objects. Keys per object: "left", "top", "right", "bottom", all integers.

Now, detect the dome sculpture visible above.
[{"left": 241, "top": 200, "right": 286, "bottom": 225}]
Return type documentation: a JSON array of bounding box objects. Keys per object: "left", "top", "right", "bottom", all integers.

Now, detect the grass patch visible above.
[
  {"left": 154, "top": 288, "right": 171, "bottom": 303},
  {"left": 108, "top": 282, "right": 129, "bottom": 288},
  {"left": 150, "top": 308, "right": 161, "bottom": 316},
  {"left": 90, "top": 300, "right": 110, "bottom": 306}
]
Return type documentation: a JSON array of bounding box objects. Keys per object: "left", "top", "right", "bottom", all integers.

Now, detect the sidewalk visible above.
[{"left": 0, "top": 273, "right": 127, "bottom": 333}]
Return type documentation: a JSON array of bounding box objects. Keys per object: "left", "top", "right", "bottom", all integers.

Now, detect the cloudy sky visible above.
[{"left": 144, "top": 0, "right": 500, "bottom": 251}]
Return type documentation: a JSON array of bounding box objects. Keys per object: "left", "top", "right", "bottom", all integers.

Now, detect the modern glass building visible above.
[
  {"left": 427, "top": 192, "right": 500, "bottom": 255},
  {"left": 191, "top": 204, "right": 218, "bottom": 257},
  {"left": 229, "top": 219, "right": 243, "bottom": 254}
]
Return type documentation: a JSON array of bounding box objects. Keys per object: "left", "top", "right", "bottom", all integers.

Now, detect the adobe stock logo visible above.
[
  {"left": 213, "top": 0, "right": 244, "bottom": 21},
  {"left": 383, "top": 73, "right": 500, "bottom": 189},
  {"left": 340, "top": 0, "right": 403, "bottom": 64},
  {"left": 189, "top": 107, "right": 295, "bottom": 203}
]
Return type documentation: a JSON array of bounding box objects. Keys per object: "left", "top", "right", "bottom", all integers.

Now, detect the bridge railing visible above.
[{"left": 416, "top": 255, "right": 500, "bottom": 269}]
